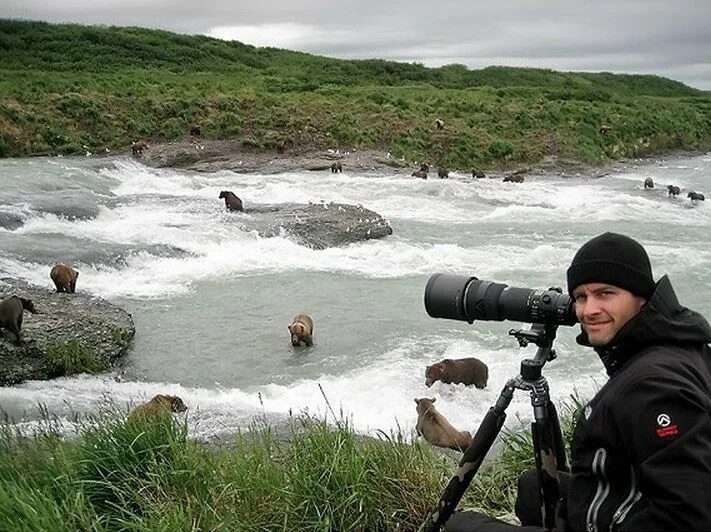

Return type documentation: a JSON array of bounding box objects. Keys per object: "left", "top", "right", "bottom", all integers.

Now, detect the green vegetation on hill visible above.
[{"left": 1, "top": 19, "right": 710, "bottom": 167}]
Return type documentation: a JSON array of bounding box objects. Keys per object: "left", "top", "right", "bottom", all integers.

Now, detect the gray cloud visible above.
[{"left": 3, "top": 0, "right": 710, "bottom": 88}]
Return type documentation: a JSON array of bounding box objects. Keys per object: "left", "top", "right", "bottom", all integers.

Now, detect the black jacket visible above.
[{"left": 565, "top": 275, "right": 711, "bottom": 531}]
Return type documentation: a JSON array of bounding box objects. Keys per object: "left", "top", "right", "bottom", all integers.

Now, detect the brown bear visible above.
[
  {"left": 667, "top": 185, "right": 680, "bottom": 197},
  {"left": 437, "top": 167, "right": 449, "bottom": 179},
  {"left": 425, "top": 357, "right": 489, "bottom": 389},
  {"left": 129, "top": 394, "right": 188, "bottom": 421},
  {"left": 50, "top": 263, "right": 79, "bottom": 293},
  {"left": 0, "top": 295, "right": 37, "bottom": 345},
  {"left": 503, "top": 174, "right": 524, "bottom": 183},
  {"left": 288, "top": 314, "right": 314, "bottom": 346},
  {"left": 472, "top": 168, "right": 486, "bottom": 178},
  {"left": 411, "top": 169, "right": 428, "bottom": 179},
  {"left": 330, "top": 162, "right": 343, "bottom": 173},
  {"left": 131, "top": 141, "right": 149, "bottom": 157},
  {"left": 688, "top": 191, "right": 705, "bottom": 201},
  {"left": 219, "top": 191, "right": 244, "bottom": 212},
  {"left": 644, "top": 177, "right": 654, "bottom": 189},
  {"left": 415, "top": 397, "right": 472, "bottom": 452}
]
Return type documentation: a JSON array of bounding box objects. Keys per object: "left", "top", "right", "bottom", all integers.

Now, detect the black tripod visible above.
[{"left": 419, "top": 322, "right": 569, "bottom": 532}]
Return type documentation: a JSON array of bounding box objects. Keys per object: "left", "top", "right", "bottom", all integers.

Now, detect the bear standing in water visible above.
[
  {"left": 288, "top": 314, "right": 314, "bottom": 346},
  {"left": 219, "top": 191, "right": 244, "bottom": 212},
  {"left": 425, "top": 357, "right": 489, "bottom": 389},
  {"left": 129, "top": 394, "right": 188, "bottom": 421}
]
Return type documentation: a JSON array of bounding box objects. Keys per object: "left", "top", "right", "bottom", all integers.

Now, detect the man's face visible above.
[{"left": 572, "top": 283, "right": 647, "bottom": 346}]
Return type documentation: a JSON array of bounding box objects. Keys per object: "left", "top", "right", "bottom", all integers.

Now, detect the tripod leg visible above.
[
  {"left": 419, "top": 384, "right": 514, "bottom": 532},
  {"left": 531, "top": 400, "right": 564, "bottom": 531},
  {"left": 549, "top": 402, "right": 569, "bottom": 473}
]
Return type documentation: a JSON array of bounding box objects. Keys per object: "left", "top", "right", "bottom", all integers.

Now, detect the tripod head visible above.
[{"left": 509, "top": 321, "right": 559, "bottom": 381}]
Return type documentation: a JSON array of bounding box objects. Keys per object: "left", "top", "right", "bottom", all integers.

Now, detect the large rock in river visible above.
[
  {"left": 0, "top": 279, "right": 135, "bottom": 386},
  {"left": 239, "top": 202, "right": 393, "bottom": 249}
]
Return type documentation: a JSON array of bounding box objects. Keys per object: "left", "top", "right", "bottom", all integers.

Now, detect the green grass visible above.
[
  {"left": 44, "top": 339, "right": 107, "bottom": 375},
  {"left": 0, "top": 396, "right": 585, "bottom": 531},
  {"left": 1, "top": 19, "right": 710, "bottom": 167}
]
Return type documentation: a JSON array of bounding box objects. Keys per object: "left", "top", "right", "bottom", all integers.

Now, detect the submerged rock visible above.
[
  {"left": 0, "top": 279, "right": 135, "bottom": 386},
  {"left": 235, "top": 203, "right": 393, "bottom": 249}
]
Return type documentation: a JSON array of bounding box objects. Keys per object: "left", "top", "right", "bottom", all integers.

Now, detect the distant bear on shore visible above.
[
  {"left": 425, "top": 357, "right": 489, "bottom": 389},
  {"left": 219, "top": 191, "right": 244, "bottom": 212},
  {"left": 50, "top": 264, "right": 79, "bottom": 293},
  {"left": 331, "top": 162, "right": 343, "bottom": 173},
  {"left": 0, "top": 295, "right": 36, "bottom": 345},
  {"left": 415, "top": 397, "right": 472, "bottom": 452},
  {"left": 131, "top": 141, "right": 149, "bottom": 157},
  {"left": 129, "top": 394, "right": 188, "bottom": 421},
  {"left": 288, "top": 314, "right": 314, "bottom": 347},
  {"left": 503, "top": 174, "right": 524, "bottom": 183},
  {"left": 411, "top": 170, "right": 428, "bottom": 179}
]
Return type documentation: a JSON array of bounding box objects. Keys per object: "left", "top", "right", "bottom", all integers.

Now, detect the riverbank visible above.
[
  {"left": 131, "top": 137, "right": 696, "bottom": 179},
  {"left": 0, "top": 404, "right": 573, "bottom": 530}
]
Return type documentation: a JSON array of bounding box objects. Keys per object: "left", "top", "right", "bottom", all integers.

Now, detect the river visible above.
[{"left": 0, "top": 153, "right": 709, "bottom": 442}]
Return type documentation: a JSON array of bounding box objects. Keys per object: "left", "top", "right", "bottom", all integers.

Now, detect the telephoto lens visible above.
[{"left": 424, "top": 273, "right": 577, "bottom": 326}]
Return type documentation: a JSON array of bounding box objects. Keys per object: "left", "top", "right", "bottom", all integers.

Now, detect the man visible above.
[
  {"left": 564, "top": 232, "right": 711, "bottom": 531},
  {"left": 444, "top": 232, "right": 711, "bottom": 531}
]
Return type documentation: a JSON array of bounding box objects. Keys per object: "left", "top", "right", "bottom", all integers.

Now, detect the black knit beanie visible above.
[{"left": 567, "top": 232, "right": 655, "bottom": 298}]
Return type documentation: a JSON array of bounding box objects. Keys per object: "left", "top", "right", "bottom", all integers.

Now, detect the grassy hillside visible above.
[{"left": 1, "top": 19, "right": 710, "bottom": 167}]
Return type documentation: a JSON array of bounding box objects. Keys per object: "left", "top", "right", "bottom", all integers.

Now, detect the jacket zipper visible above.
[
  {"left": 610, "top": 466, "right": 642, "bottom": 531},
  {"left": 586, "top": 448, "right": 610, "bottom": 532}
]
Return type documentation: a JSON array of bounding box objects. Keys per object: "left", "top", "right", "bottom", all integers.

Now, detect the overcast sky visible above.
[{"left": 3, "top": 1, "right": 711, "bottom": 89}]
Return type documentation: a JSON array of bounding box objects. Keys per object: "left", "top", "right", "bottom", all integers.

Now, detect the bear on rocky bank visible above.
[
  {"left": 0, "top": 295, "right": 37, "bottom": 345},
  {"left": 288, "top": 314, "right": 314, "bottom": 347},
  {"left": 50, "top": 263, "right": 79, "bottom": 293},
  {"left": 129, "top": 394, "right": 188, "bottom": 421},
  {"left": 425, "top": 357, "right": 489, "bottom": 389},
  {"left": 415, "top": 397, "right": 472, "bottom": 452}
]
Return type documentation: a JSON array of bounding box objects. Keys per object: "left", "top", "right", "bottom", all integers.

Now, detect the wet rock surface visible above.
[
  {"left": 233, "top": 202, "right": 393, "bottom": 249},
  {"left": 0, "top": 279, "right": 135, "bottom": 386}
]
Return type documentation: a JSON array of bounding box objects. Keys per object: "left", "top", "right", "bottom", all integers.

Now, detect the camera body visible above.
[{"left": 424, "top": 274, "right": 577, "bottom": 326}]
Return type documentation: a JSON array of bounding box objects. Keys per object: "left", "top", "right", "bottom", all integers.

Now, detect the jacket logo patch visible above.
[{"left": 655, "top": 413, "right": 679, "bottom": 439}]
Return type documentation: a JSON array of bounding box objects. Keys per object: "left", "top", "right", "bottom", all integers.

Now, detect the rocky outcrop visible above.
[
  {"left": 0, "top": 279, "right": 135, "bottom": 386},
  {"left": 235, "top": 202, "right": 393, "bottom": 249},
  {"left": 137, "top": 139, "right": 409, "bottom": 174}
]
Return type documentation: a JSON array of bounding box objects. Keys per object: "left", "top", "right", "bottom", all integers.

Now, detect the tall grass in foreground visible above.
[{"left": 0, "top": 397, "right": 583, "bottom": 531}]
